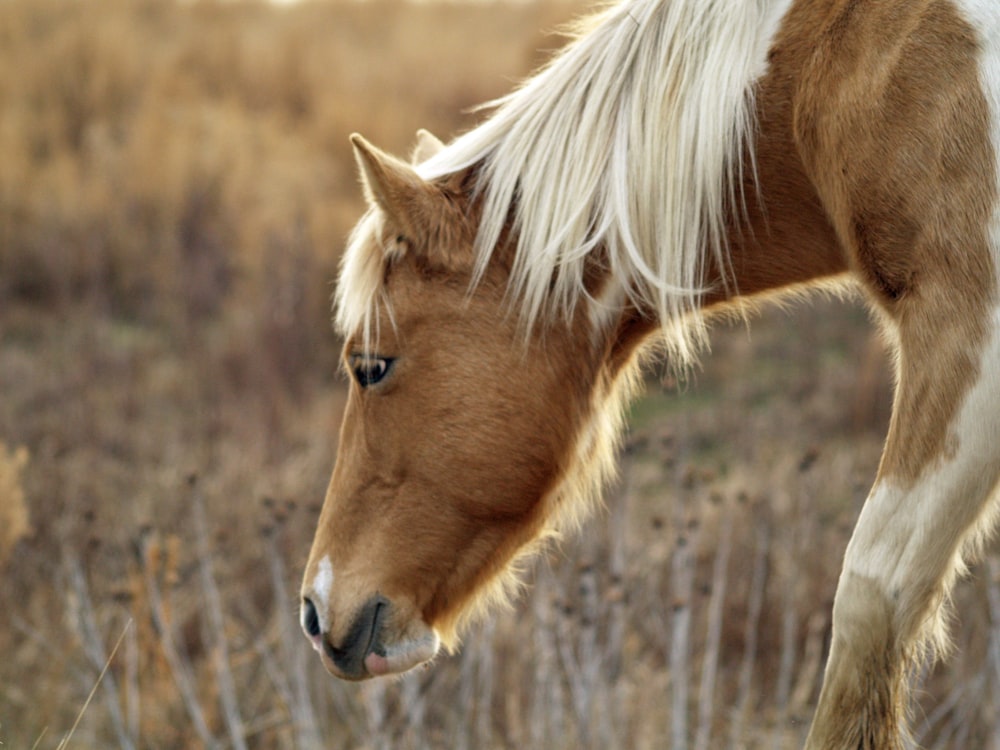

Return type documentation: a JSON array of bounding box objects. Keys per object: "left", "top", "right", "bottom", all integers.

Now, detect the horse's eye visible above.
[{"left": 349, "top": 355, "right": 394, "bottom": 387}]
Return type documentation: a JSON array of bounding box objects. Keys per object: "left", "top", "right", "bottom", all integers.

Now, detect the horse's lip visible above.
[{"left": 363, "top": 624, "right": 441, "bottom": 677}]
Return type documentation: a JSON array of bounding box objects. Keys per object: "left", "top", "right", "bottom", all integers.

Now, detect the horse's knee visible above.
[{"left": 830, "top": 572, "right": 896, "bottom": 651}]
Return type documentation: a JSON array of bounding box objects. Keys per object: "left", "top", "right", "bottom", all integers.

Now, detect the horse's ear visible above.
[
  {"left": 352, "top": 133, "right": 474, "bottom": 272},
  {"left": 351, "top": 133, "right": 436, "bottom": 239},
  {"left": 411, "top": 129, "right": 445, "bottom": 164}
]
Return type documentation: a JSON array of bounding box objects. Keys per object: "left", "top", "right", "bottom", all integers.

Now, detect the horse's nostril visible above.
[{"left": 302, "top": 597, "right": 321, "bottom": 638}]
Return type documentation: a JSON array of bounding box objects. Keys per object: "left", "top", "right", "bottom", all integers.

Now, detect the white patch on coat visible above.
[{"left": 845, "top": 307, "right": 1000, "bottom": 599}]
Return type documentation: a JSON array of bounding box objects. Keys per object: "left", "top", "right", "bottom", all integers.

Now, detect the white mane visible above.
[{"left": 341, "top": 0, "right": 787, "bottom": 361}]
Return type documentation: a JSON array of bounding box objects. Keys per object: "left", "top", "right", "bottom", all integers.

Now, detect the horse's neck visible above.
[{"left": 706, "top": 32, "right": 847, "bottom": 308}]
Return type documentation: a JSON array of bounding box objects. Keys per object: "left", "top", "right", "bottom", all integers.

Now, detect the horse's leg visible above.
[{"left": 805, "top": 300, "right": 1000, "bottom": 749}]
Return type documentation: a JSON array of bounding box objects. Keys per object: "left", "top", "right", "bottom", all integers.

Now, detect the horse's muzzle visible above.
[{"left": 301, "top": 594, "right": 387, "bottom": 680}]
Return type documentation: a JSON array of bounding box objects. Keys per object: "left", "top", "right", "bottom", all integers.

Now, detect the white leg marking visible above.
[{"left": 846, "top": 307, "right": 1000, "bottom": 598}]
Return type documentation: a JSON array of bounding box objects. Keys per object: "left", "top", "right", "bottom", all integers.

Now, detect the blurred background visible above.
[{"left": 1, "top": 0, "right": 999, "bottom": 747}]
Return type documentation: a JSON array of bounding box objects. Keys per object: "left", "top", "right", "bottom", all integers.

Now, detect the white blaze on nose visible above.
[{"left": 312, "top": 555, "right": 335, "bottom": 618}]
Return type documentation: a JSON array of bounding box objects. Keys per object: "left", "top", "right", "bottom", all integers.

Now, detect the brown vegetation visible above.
[
  {"left": 0, "top": 443, "right": 30, "bottom": 567},
  {"left": 2, "top": 0, "right": 999, "bottom": 747}
]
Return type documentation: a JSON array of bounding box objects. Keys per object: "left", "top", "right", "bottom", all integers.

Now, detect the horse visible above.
[{"left": 299, "top": 0, "right": 1000, "bottom": 746}]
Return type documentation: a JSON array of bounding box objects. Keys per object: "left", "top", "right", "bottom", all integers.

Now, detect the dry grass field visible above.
[{"left": 3, "top": 0, "right": 1000, "bottom": 747}]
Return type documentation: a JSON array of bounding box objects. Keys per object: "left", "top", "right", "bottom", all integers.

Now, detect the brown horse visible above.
[{"left": 301, "top": 0, "right": 1000, "bottom": 746}]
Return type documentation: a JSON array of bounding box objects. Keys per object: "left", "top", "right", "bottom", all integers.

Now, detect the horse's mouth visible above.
[
  {"left": 366, "top": 599, "right": 386, "bottom": 654},
  {"left": 316, "top": 596, "right": 439, "bottom": 680}
]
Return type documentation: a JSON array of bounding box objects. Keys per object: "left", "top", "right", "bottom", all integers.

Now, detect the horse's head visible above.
[{"left": 300, "top": 133, "right": 646, "bottom": 680}]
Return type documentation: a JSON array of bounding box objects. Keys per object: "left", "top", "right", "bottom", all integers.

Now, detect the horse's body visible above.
[{"left": 301, "top": 0, "right": 1000, "bottom": 746}]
